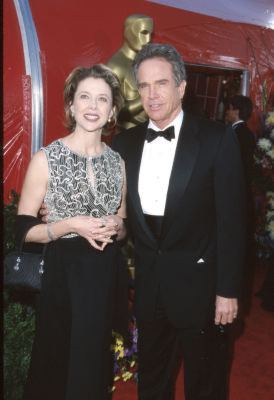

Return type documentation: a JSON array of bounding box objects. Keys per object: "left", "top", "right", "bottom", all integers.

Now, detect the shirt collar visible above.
[
  {"left": 148, "top": 110, "right": 184, "bottom": 139},
  {"left": 232, "top": 120, "right": 244, "bottom": 128}
]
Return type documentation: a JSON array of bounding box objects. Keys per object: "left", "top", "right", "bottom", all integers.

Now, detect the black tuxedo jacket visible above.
[{"left": 112, "top": 113, "right": 246, "bottom": 329}]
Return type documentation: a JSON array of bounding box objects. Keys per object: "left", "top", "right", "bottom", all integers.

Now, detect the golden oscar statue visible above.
[{"left": 107, "top": 14, "right": 153, "bottom": 129}]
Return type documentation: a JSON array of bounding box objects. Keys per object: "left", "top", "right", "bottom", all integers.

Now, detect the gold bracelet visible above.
[{"left": 47, "top": 223, "right": 56, "bottom": 241}]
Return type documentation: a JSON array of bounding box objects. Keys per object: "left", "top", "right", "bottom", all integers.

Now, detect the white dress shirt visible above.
[{"left": 138, "top": 111, "right": 184, "bottom": 216}]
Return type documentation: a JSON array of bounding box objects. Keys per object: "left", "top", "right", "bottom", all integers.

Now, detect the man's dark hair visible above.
[
  {"left": 132, "top": 43, "right": 187, "bottom": 86},
  {"left": 229, "top": 95, "right": 253, "bottom": 121}
]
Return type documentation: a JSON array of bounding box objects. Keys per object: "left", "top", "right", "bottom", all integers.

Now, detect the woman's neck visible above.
[{"left": 63, "top": 130, "right": 104, "bottom": 157}]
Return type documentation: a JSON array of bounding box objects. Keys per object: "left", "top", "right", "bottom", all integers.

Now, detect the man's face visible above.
[
  {"left": 225, "top": 104, "right": 239, "bottom": 124},
  {"left": 137, "top": 57, "right": 186, "bottom": 129}
]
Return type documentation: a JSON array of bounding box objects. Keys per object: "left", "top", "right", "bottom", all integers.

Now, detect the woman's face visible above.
[{"left": 70, "top": 77, "right": 113, "bottom": 134}]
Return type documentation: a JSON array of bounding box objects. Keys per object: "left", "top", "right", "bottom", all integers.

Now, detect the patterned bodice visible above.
[{"left": 42, "top": 140, "right": 123, "bottom": 236}]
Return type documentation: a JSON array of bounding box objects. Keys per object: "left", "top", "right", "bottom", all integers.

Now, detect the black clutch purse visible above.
[{"left": 4, "top": 239, "right": 47, "bottom": 293}]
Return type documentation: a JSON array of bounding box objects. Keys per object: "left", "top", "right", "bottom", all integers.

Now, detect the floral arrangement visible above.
[
  {"left": 110, "top": 241, "right": 138, "bottom": 388},
  {"left": 254, "top": 112, "right": 274, "bottom": 180},
  {"left": 253, "top": 111, "right": 274, "bottom": 261},
  {"left": 265, "top": 191, "right": 274, "bottom": 242},
  {"left": 112, "top": 317, "right": 138, "bottom": 389}
]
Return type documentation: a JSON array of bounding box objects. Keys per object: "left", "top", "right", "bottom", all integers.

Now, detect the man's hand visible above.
[
  {"left": 215, "top": 295, "right": 238, "bottom": 325},
  {"left": 39, "top": 202, "right": 49, "bottom": 222}
]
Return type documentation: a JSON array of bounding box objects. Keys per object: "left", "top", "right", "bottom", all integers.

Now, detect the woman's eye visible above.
[
  {"left": 80, "top": 94, "right": 89, "bottom": 99},
  {"left": 98, "top": 97, "right": 108, "bottom": 102}
]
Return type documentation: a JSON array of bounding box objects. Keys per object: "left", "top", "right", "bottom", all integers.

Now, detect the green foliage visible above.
[{"left": 4, "top": 299, "right": 35, "bottom": 400}]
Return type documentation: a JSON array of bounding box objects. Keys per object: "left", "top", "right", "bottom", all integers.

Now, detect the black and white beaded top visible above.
[{"left": 42, "top": 140, "right": 123, "bottom": 237}]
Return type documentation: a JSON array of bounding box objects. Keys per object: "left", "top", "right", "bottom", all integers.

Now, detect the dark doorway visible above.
[{"left": 183, "top": 64, "right": 245, "bottom": 122}]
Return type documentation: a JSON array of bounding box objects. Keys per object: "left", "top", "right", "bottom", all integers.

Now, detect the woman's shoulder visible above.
[
  {"left": 41, "top": 138, "right": 63, "bottom": 152},
  {"left": 105, "top": 144, "right": 126, "bottom": 172},
  {"left": 105, "top": 143, "right": 122, "bottom": 160},
  {"left": 29, "top": 149, "right": 47, "bottom": 165},
  {"left": 25, "top": 148, "right": 48, "bottom": 175}
]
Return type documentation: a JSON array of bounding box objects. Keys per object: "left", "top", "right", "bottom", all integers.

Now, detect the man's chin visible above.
[{"left": 146, "top": 109, "right": 164, "bottom": 120}]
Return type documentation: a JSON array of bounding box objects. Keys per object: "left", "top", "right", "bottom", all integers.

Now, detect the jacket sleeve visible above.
[{"left": 214, "top": 126, "right": 246, "bottom": 298}]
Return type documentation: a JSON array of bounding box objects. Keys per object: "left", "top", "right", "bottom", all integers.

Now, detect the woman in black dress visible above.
[{"left": 18, "top": 65, "right": 127, "bottom": 400}]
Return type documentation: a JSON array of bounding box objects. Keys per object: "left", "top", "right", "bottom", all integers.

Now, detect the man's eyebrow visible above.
[{"left": 138, "top": 79, "right": 169, "bottom": 86}]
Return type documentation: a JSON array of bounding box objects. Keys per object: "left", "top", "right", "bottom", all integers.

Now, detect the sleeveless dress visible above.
[{"left": 24, "top": 140, "right": 127, "bottom": 400}]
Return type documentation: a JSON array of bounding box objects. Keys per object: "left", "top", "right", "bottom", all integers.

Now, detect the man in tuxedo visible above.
[{"left": 112, "top": 43, "right": 246, "bottom": 400}]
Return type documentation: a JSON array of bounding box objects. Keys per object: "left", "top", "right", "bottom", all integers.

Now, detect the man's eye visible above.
[{"left": 138, "top": 83, "right": 147, "bottom": 90}]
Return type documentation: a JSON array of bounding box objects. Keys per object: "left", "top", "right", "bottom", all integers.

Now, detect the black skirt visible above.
[{"left": 24, "top": 236, "right": 128, "bottom": 400}]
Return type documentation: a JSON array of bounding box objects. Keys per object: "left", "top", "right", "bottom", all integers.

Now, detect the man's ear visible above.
[{"left": 179, "top": 80, "right": 187, "bottom": 100}]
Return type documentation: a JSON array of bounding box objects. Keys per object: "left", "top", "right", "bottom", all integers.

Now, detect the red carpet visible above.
[{"left": 113, "top": 266, "right": 274, "bottom": 399}]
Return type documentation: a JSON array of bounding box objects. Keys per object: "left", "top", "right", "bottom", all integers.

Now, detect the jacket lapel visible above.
[
  {"left": 126, "top": 123, "right": 157, "bottom": 244},
  {"left": 161, "top": 113, "right": 200, "bottom": 238}
]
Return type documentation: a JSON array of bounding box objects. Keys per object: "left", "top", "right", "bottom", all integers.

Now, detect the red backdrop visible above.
[{"left": 4, "top": 0, "right": 274, "bottom": 200}]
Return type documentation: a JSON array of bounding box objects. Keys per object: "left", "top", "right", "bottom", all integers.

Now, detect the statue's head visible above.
[{"left": 124, "top": 14, "right": 153, "bottom": 52}]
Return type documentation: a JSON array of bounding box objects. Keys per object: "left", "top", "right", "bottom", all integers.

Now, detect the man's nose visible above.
[{"left": 148, "top": 86, "right": 158, "bottom": 98}]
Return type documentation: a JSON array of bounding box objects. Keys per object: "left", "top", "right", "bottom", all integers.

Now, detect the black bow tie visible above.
[{"left": 146, "top": 126, "right": 175, "bottom": 143}]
